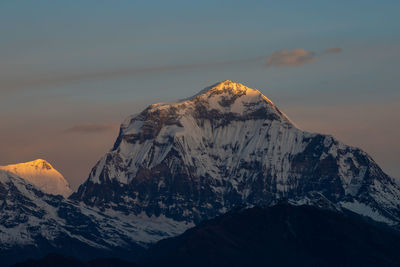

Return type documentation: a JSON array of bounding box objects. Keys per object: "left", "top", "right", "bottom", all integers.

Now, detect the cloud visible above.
[
  {"left": 0, "top": 57, "right": 265, "bottom": 92},
  {"left": 322, "top": 47, "right": 342, "bottom": 54},
  {"left": 266, "top": 47, "right": 342, "bottom": 67},
  {"left": 266, "top": 49, "right": 316, "bottom": 67},
  {"left": 64, "top": 124, "right": 118, "bottom": 134}
]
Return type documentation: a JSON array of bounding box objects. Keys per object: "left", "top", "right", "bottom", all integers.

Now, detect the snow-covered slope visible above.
[
  {"left": 72, "top": 80, "right": 400, "bottom": 228},
  {"left": 0, "top": 159, "right": 72, "bottom": 197},
  {"left": 0, "top": 169, "right": 192, "bottom": 265}
]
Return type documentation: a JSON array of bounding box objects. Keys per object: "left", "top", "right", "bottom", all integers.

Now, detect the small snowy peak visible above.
[{"left": 0, "top": 159, "right": 72, "bottom": 197}]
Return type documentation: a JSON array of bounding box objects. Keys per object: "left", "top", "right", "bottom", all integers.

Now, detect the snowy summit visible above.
[{"left": 0, "top": 159, "right": 72, "bottom": 197}]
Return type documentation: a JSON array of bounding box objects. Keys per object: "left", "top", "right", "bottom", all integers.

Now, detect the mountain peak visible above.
[
  {"left": 206, "top": 80, "right": 254, "bottom": 96},
  {"left": 73, "top": 80, "right": 400, "bottom": 230},
  {"left": 2, "top": 159, "right": 55, "bottom": 172},
  {"left": 210, "top": 80, "right": 251, "bottom": 92},
  {"left": 0, "top": 159, "right": 72, "bottom": 197},
  {"left": 187, "top": 80, "right": 273, "bottom": 104}
]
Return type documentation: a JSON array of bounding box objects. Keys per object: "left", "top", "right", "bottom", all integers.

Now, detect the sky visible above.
[{"left": 1, "top": 0, "right": 399, "bottom": 189}]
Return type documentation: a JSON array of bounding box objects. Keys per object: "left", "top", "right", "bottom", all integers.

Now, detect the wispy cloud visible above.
[
  {"left": 0, "top": 57, "right": 264, "bottom": 92},
  {"left": 266, "top": 47, "right": 342, "bottom": 67},
  {"left": 1, "top": 46, "right": 342, "bottom": 91},
  {"left": 321, "top": 47, "right": 342, "bottom": 54},
  {"left": 64, "top": 124, "right": 118, "bottom": 134}
]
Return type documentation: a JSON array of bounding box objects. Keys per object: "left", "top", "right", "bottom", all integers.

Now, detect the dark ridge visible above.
[{"left": 145, "top": 204, "right": 400, "bottom": 267}]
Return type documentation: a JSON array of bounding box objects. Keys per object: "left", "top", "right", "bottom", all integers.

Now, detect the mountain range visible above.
[
  {"left": 12, "top": 204, "right": 400, "bottom": 267},
  {"left": 1, "top": 80, "right": 400, "bottom": 266}
]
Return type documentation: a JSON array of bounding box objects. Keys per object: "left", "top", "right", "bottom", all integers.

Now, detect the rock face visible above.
[
  {"left": 0, "top": 159, "right": 72, "bottom": 197},
  {"left": 71, "top": 80, "right": 400, "bottom": 227}
]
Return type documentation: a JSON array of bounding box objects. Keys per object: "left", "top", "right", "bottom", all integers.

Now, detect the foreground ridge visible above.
[{"left": 146, "top": 204, "right": 400, "bottom": 267}]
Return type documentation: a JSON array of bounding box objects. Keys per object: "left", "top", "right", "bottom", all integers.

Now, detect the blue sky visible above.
[{"left": 1, "top": 1, "right": 399, "bottom": 188}]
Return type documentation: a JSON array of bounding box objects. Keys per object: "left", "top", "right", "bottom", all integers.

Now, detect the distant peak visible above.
[
  {"left": 11, "top": 159, "right": 54, "bottom": 170},
  {"left": 0, "top": 159, "right": 72, "bottom": 197}
]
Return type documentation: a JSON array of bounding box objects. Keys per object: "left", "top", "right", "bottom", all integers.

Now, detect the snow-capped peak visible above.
[
  {"left": 182, "top": 80, "right": 273, "bottom": 105},
  {"left": 202, "top": 80, "right": 266, "bottom": 96},
  {"left": 140, "top": 80, "right": 289, "bottom": 122},
  {"left": 0, "top": 159, "right": 72, "bottom": 197},
  {"left": 73, "top": 80, "right": 400, "bottom": 228}
]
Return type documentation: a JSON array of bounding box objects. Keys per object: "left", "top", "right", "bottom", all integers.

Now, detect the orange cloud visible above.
[
  {"left": 266, "top": 49, "right": 316, "bottom": 67},
  {"left": 266, "top": 47, "right": 342, "bottom": 67}
]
